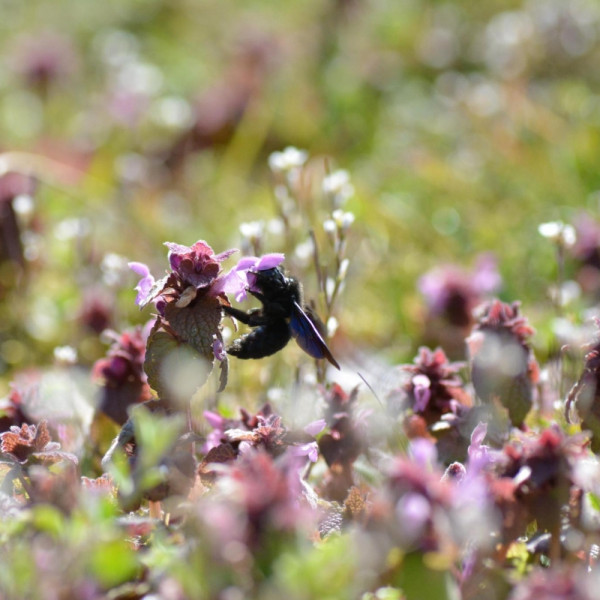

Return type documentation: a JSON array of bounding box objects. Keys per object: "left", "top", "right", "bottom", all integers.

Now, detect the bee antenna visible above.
[{"left": 356, "top": 371, "right": 384, "bottom": 410}]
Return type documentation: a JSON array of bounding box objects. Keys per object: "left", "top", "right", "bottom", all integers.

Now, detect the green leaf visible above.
[
  {"left": 130, "top": 405, "right": 184, "bottom": 472},
  {"left": 392, "top": 552, "right": 460, "bottom": 600},
  {"left": 217, "top": 355, "right": 228, "bottom": 393},
  {"left": 31, "top": 505, "right": 64, "bottom": 538},
  {"left": 274, "top": 534, "right": 360, "bottom": 599},
  {"left": 88, "top": 539, "right": 140, "bottom": 588},
  {"left": 588, "top": 491, "right": 600, "bottom": 513},
  {"left": 164, "top": 293, "right": 222, "bottom": 359},
  {"left": 144, "top": 328, "right": 213, "bottom": 402}
]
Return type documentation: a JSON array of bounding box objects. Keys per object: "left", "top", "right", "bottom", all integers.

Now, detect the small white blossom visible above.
[
  {"left": 323, "top": 219, "right": 336, "bottom": 234},
  {"left": 332, "top": 209, "right": 355, "bottom": 232},
  {"left": 338, "top": 258, "right": 350, "bottom": 281},
  {"left": 239, "top": 221, "right": 263, "bottom": 240},
  {"left": 294, "top": 239, "right": 314, "bottom": 264},
  {"left": 54, "top": 217, "right": 91, "bottom": 241},
  {"left": 538, "top": 221, "right": 576, "bottom": 247},
  {"left": 267, "top": 218, "right": 285, "bottom": 236},
  {"left": 53, "top": 345, "right": 78, "bottom": 365},
  {"left": 268, "top": 146, "right": 308, "bottom": 173},
  {"left": 12, "top": 194, "right": 35, "bottom": 218},
  {"left": 327, "top": 316, "right": 339, "bottom": 337},
  {"left": 325, "top": 277, "right": 336, "bottom": 299},
  {"left": 322, "top": 169, "right": 354, "bottom": 206},
  {"left": 101, "top": 253, "right": 129, "bottom": 286},
  {"left": 266, "top": 387, "right": 286, "bottom": 403}
]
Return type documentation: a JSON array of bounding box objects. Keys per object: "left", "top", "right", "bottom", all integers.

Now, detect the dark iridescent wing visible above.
[{"left": 290, "top": 302, "right": 340, "bottom": 369}]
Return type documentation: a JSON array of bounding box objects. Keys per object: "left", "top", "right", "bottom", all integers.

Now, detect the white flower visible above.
[
  {"left": 239, "top": 221, "right": 263, "bottom": 240},
  {"left": 322, "top": 169, "right": 354, "bottom": 205},
  {"left": 323, "top": 219, "right": 336, "bottom": 234},
  {"left": 332, "top": 209, "right": 355, "bottom": 231},
  {"left": 53, "top": 345, "right": 78, "bottom": 365},
  {"left": 12, "top": 194, "right": 35, "bottom": 218},
  {"left": 338, "top": 258, "right": 350, "bottom": 281},
  {"left": 294, "top": 239, "right": 314, "bottom": 264},
  {"left": 538, "top": 221, "right": 576, "bottom": 247},
  {"left": 101, "top": 253, "right": 129, "bottom": 286},
  {"left": 268, "top": 146, "right": 308, "bottom": 172},
  {"left": 327, "top": 316, "right": 339, "bottom": 337}
]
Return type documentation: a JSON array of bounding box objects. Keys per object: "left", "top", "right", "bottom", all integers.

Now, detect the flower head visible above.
[
  {"left": 202, "top": 403, "right": 320, "bottom": 467},
  {"left": 9, "top": 31, "right": 77, "bottom": 88},
  {"left": 0, "top": 420, "right": 77, "bottom": 465},
  {"left": 509, "top": 567, "right": 595, "bottom": 600},
  {"left": 165, "top": 241, "right": 236, "bottom": 288},
  {"left": 467, "top": 300, "right": 538, "bottom": 427},
  {"left": 402, "top": 347, "right": 468, "bottom": 422},
  {"left": 268, "top": 146, "right": 308, "bottom": 173},
  {"left": 92, "top": 327, "right": 152, "bottom": 425},
  {"left": 492, "top": 426, "right": 586, "bottom": 534},
  {"left": 566, "top": 318, "right": 600, "bottom": 452},
  {"left": 128, "top": 262, "right": 156, "bottom": 307},
  {"left": 129, "top": 240, "right": 239, "bottom": 309},
  {"left": 419, "top": 254, "right": 501, "bottom": 328},
  {"left": 538, "top": 220, "right": 576, "bottom": 247}
]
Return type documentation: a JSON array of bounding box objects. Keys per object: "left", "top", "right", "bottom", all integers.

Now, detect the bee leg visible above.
[
  {"left": 248, "top": 289, "right": 267, "bottom": 303},
  {"left": 222, "top": 305, "right": 268, "bottom": 326}
]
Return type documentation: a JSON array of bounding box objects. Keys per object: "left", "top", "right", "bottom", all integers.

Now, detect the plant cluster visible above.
[
  {"left": 4, "top": 162, "right": 600, "bottom": 599},
  {"left": 4, "top": 1, "right": 600, "bottom": 598}
]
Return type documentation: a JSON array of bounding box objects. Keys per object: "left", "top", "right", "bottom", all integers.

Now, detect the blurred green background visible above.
[{"left": 1, "top": 0, "right": 599, "bottom": 391}]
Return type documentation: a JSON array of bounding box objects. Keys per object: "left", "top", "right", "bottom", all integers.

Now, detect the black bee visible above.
[{"left": 222, "top": 267, "right": 340, "bottom": 369}]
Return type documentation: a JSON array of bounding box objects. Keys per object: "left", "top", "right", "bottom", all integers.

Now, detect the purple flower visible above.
[
  {"left": 212, "top": 337, "right": 226, "bottom": 362},
  {"left": 129, "top": 240, "right": 242, "bottom": 309},
  {"left": 303, "top": 419, "right": 326, "bottom": 437},
  {"left": 165, "top": 241, "right": 237, "bottom": 289},
  {"left": 395, "top": 492, "right": 432, "bottom": 542},
  {"left": 401, "top": 347, "right": 468, "bottom": 424},
  {"left": 419, "top": 254, "right": 501, "bottom": 328},
  {"left": 409, "top": 437, "right": 437, "bottom": 469},
  {"left": 239, "top": 253, "right": 285, "bottom": 298},
  {"left": 290, "top": 441, "right": 319, "bottom": 463},
  {"left": 412, "top": 374, "right": 431, "bottom": 412},
  {"left": 466, "top": 421, "right": 492, "bottom": 475},
  {"left": 212, "top": 253, "right": 285, "bottom": 302},
  {"left": 128, "top": 262, "right": 155, "bottom": 307},
  {"left": 9, "top": 31, "right": 77, "bottom": 88}
]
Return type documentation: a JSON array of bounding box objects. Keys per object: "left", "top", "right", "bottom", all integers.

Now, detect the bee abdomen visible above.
[{"left": 227, "top": 320, "right": 291, "bottom": 360}]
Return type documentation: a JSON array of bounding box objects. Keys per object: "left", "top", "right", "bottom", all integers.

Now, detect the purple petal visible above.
[
  {"left": 212, "top": 338, "right": 226, "bottom": 362},
  {"left": 235, "top": 256, "right": 260, "bottom": 271},
  {"left": 470, "top": 421, "right": 488, "bottom": 448},
  {"left": 128, "top": 261, "right": 155, "bottom": 306},
  {"left": 255, "top": 253, "right": 285, "bottom": 270},
  {"left": 164, "top": 242, "right": 190, "bottom": 270},
  {"left": 203, "top": 410, "right": 225, "bottom": 430},
  {"left": 412, "top": 374, "right": 431, "bottom": 412},
  {"left": 238, "top": 441, "right": 253, "bottom": 455},
  {"left": 128, "top": 261, "right": 150, "bottom": 278},
  {"left": 210, "top": 268, "right": 248, "bottom": 300},
  {"left": 472, "top": 253, "right": 502, "bottom": 294},
  {"left": 304, "top": 419, "right": 326, "bottom": 436},
  {"left": 467, "top": 422, "right": 490, "bottom": 473},
  {"left": 396, "top": 492, "right": 431, "bottom": 541},
  {"left": 409, "top": 438, "right": 437, "bottom": 469},
  {"left": 234, "top": 253, "right": 285, "bottom": 273},
  {"left": 214, "top": 248, "right": 238, "bottom": 262},
  {"left": 290, "top": 441, "right": 319, "bottom": 462}
]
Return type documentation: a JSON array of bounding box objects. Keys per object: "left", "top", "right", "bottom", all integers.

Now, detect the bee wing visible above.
[{"left": 290, "top": 302, "right": 340, "bottom": 369}]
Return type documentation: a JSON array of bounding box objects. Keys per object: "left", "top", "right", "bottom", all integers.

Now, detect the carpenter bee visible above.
[{"left": 222, "top": 267, "right": 340, "bottom": 369}]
